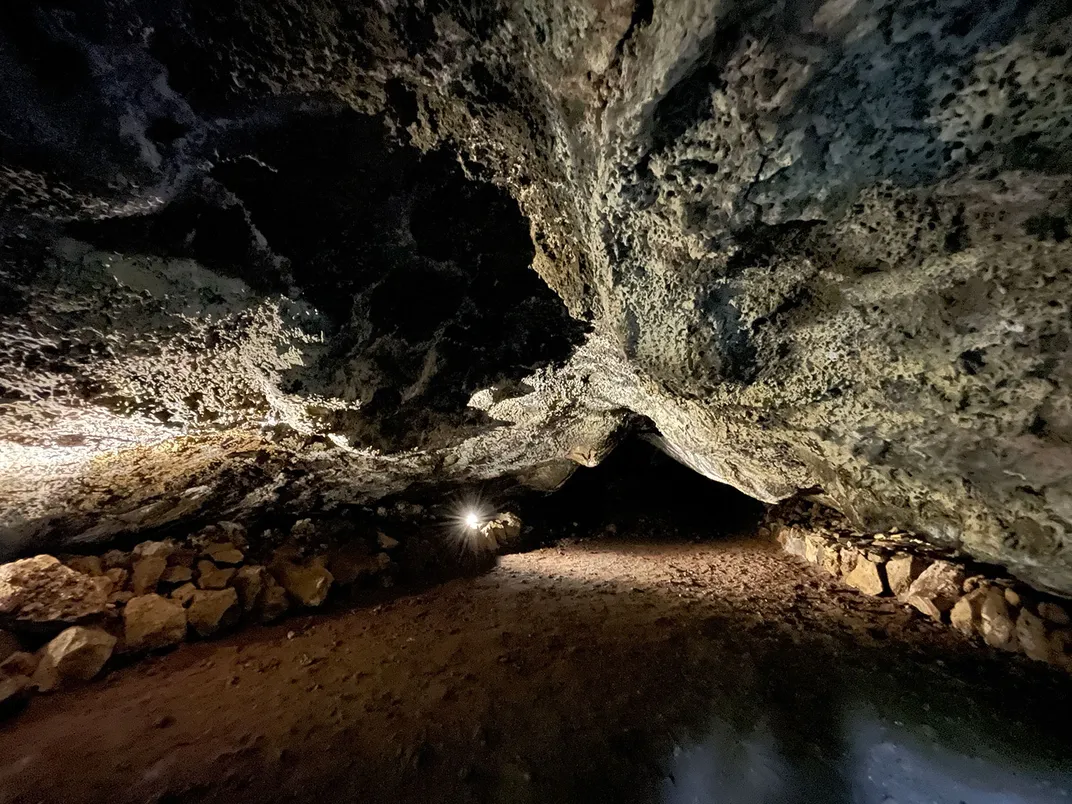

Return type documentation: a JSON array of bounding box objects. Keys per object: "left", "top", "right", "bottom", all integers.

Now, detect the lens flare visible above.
[
  {"left": 465, "top": 511, "right": 482, "bottom": 530},
  {"left": 444, "top": 496, "right": 498, "bottom": 555}
]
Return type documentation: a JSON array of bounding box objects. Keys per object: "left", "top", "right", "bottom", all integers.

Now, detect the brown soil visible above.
[{"left": 1, "top": 530, "right": 1070, "bottom": 804}]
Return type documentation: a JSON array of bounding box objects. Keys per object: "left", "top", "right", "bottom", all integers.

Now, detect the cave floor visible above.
[{"left": 1, "top": 530, "right": 1071, "bottom": 804}]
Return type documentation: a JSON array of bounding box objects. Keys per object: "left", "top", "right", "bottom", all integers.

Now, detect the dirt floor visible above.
[{"left": 1, "top": 519, "right": 1071, "bottom": 804}]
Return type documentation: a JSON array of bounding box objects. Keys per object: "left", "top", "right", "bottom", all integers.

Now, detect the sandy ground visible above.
[{"left": 1, "top": 529, "right": 1070, "bottom": 804}]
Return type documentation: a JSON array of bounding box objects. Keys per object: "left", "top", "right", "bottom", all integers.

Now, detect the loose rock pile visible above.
[
  {"left": 775, "top": 523, "right": 1072, "bottom": 673},
  {"left": 0, "top": 513, "right": 456, "bottom": 714}
]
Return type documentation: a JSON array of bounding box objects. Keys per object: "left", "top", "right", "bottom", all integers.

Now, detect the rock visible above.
[
  {"left": 1016, "top": 609, "right": 1051, "bottom": 663},
  {"left": 1, "top": 651, "right": 39, "bottom": 678},
  {"left": 0, "top": 556, "right": 109, "bottom": 629},
  {"left": 820, "top": 544, "right": 841, "bottom": 576},
  {"left": 109, "top": 591, "right": 134, "bottom": 605},
  {"left": 327, "top": 544, "right": 382, "bottom": 585},
  {"left": 886, "top": 555, "right": 927, "bottom": 598},
  {"left": 0, "top": 630, "right": 21, "bottom": 663},
  {"left": 101, "top": 550, "right": 131, "bottom": 571},
  {"left": 272, "top": 560, "right": 333, "bottom": 607},
  {"left": 186, "top": 589, "right": 240, "bottom": 637},
  {"left": 32, "top": 626, "right": 116, "bottom": 692},
  {"left": 196, "top": 561, "right": 236, "bottom": 590},
  {"left": 842, "top": 555, "right": 887, "bottom": 596},
  {"left": 1050, "top": 629, "right": 1072, "bottom": 672},
  {"left": 131, "top": 555, "right": 167, "bottom": 595},
  {"left": 949, "top": 588, "right": 987, "bottom": 636},
  {"left": 216, "top": 521, "right": 248, "bottom": 545},
  {"left": 904, "top": 561, "right": 966, "bottom": 621},
  {"left": 170, "top": 583, "right": 198, "bottom": 606},
  {"left": 65, "top": 556, "right": 103, "bottom": 576},
  {"left": 257, "top": 578, "right": 290, "bottom": 623},
  {"left": 1038, "top": 601, "right": 1070, "bottom": 626},
  {"left": 980, "top": 588, "right": 1019, "bottom": 652},
  {"left": 202, "top": 542, "right": 244, "bottom": 566},
  {"left": 377, "top": 531, "right": 401, "bottom": 551},
  {"left": 159, "top": 565, "right": 193, "bottom": 585},
  {"left": 232, "top": 566, "right": 267, "bottom": 612},
  {"left": 963, "top": 575, "right": 985, "bottom": 593},
  {"left": 291, "top": 519, "right": 316, "bottom": 540},
  {"left": 776, "top": 526, "right": 807, "bottom": 559},
  {"left": 122, "top": 595, "right": 186, "bottom": 652},
  {"left": 132, "top": 540, "right": 176, "bottom": 560},
  {"left": 169, "top": 548, "right": 198, "bottom": 568},
  {"left": 1004, "top": 588, "right": 1022, "bottom": 607},
  {"left": 480, "top": 513, "right": 522, "bottom": 549},
  {"left": 803, "top": 534, "right": 829, "bottom": 565},
  {"left": 0, "top": 674, "right": 30, "bottom": 714},
  {"left": 104, "top": 567, "right": 129, "bottom": 590}
]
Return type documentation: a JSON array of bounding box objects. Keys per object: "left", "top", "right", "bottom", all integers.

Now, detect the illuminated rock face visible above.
[{"left": 2, "top": 1, "right": 1072, "bottom": 594}]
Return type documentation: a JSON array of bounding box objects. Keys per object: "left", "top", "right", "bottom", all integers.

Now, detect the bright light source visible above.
[{"left": 465, "top": 511, "right": 482, "bottom": 530}]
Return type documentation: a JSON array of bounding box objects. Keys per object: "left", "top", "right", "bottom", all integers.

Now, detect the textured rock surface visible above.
[
  {"left": 1, "top": 1, "right": 1071, "bottom": 595},
  {"left": 32, "top": 626, "right": 116, "bottom": 692},
  {"left": 122, "top": 594, "right": 187, "bottom": 652},
  {"left": 0, "top": 556, "right": 108, "bottom": 628},
  {"left": 185, "top": 589, "right": 239, "bottom": 637}
]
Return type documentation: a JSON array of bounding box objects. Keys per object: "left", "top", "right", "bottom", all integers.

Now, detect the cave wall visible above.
[{"left": 2, "top": 0, "right": 1072, "bottom": 594}]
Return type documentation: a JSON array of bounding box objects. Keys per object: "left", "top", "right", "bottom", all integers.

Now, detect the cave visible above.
[{"left": 1, "top": 1, "right": 1072, "bottom": 802}]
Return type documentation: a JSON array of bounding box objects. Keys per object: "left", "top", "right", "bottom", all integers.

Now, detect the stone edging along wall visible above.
[
  {"left": 0, "top": 514, "right": 521, "bottom": 716},
  {"left": 773, "top": 523, "right": 1072, "bottom": 674}
]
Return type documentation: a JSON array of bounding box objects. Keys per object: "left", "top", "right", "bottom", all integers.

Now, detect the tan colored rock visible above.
[
  {"left": 131, "top": 555, "right": 167, "bottom": 595},
  {"left": 950, "top": 588, "right": 986, "bottom": 635},
  {"left": 905, "top": 561, "right": 966, "bottom": 621},
  {"left": 132, "top": 540, "right": 176, "bottom": 560},
  {"left": 257, "top": 578, "right": 290, "bottom": 623},
  {"left": 0, "top": 555, "right": 109, "bottom": 628},
  {"left": 291, "top": 519, "right": 316, "bottom": 540},
  {"left": 65, "top": 556, "right": 103, "bottom": 576},
  {"left": 196, "top": 561, "right": 235, "bottom": 590},
  {"left": 1004, "top": 587, "right": 1022, "bottom": 607},
  {"left": 480, "top": 513, "right": 522, "bottom": 549},
  {"left": 232, "top": 566, "right": 267, "bottom": 612},
  {"left": 328, "top": 544, "right": 381, "bottom": 585},
  {"left": 1, "top": 651, "right": 38, "bottom": 678},
  {"left": 843, "top": 555, "right": 887, "bottom": 596},
  {"left": 32, "top": 626, "right": 116, "bottom": 692},
  {"left": 803, "top": 533, "right": 828, "bottom": 565},
  {"left": 202, "top": 542, "right": 244, "bottom": 566},
  {"left": 160, "top": 565, "right": 193, "bottom": 585},
  {"left": 272, "top": 560, "right": 333, "bottom": 607},
  {"left": 886, "top": 554, "right": 927, "bottom": 598},
  {"left": 1038, "top": 601, "right": 1070, "bottom": 626},
  {"left": 101, "top": 550, "right": 130, "bottom": 571},
  {"left": 980, "top": 588, "right": 1019, "bottom": 652},
  {"left": 186, "top": 589, "right": 240, "bottom": 637},
  {"left": 377, "top": 531, "right": 401, "bottom": 551},
  {"left": 104, "top": 567, "right": 129, "bottom": 590},
  {"left": 122, "top": 594, "right": 186, "bottom": 652},
  {"left": 170, "top": 583, "right": 198, "bottom": 607},
  {"left": 109, "top": 591, "right": 134, "bottom": 605},
  {"left": 1016, "top": 609, "right": 1051, "bottom": 662}
]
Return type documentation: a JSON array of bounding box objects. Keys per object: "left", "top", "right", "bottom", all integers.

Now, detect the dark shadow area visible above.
[{"left": 513, "top": 435, "right": 768, "bottom": 546}]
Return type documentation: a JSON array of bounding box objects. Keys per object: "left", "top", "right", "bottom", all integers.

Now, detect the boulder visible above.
[
  {"left": 232, "top": 566, "right": 267, "bottom": 612},
  {"left": 904, "top": 561, "right": 966, "bottom": 621},
  {"left": 186, "top": 589, "right": 240, "bottom": 637},
  {"left": 776, "top": 526, "right": 807, "bottom": 559},
  {"left": 132, "top": 540, "right": 176, "bottom": 561},
  {"left": 1016, "top": 609, "right": 1051, "bottom": 663},
  {"left": 1, "top": 651, "right": 39, "bottom": 678},
  {"left": 257, "top": 578, "right": 290, "bottom": 623},
  {"left": 122, "top": 595, "right": 186, "bottom": 652},
  {"left": 949, "top": 588, "right": 987, "bottom": 635},
  {"left": 196, "top": 561, "right": 236, "bottom": 590},
  {"left": 1038, "top": 601, "right": 1070, "bottom": 626},
  {"left": 0, "top": 555, "right": 109, "bottom": 629},
  {"left": 327, "top": 544, "right": 382, "bottom": 585},
  {"left": 377, "top": 532, "right": 401, "bottom": 551},
  {"left": 803, "top": 534, "right": 829, "bottom": 565},
  {"left": 101, "top": 550, "right": 131, "bottom": 571},
  {"left": 131, "top": 555, "right": 167, "bottom": 595},
  {"left": 272, "top": 560, "right": 333, "bottom": 607},
  {"left": 202, "top": 542, "right": 244, "bottom": 566},
  {"left": 159, "top": 565, "right": 194, "bottom": 585},
  {"left": 64, "top": 556, "right": 103, "bottom": 576},
  {"left": 980, "top": 588, "right": 1019, "bottom": 652},
  {"left": 480, "top": 513, "right": 522, "bottom": 549},
  {"left": 170, "top": 583, "right": 198, "bottom": 607},
  {"left": 842, "top": 554, "right": 887, "bottom": 596},
  {"left": 32, "top": 626, "right": 116, "bottom": 692},
  {"left": 1004, "top": 587, "right": 1022, "bottom": 607},
  {"left": 886, "top": 555, "right": 927, "bottom": 598},
  {"left": 104, "top": 567, "right": 129, "bottom": 590},
  {"left": 820, "top": 544, "right": 841, "bottom": 577}
]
